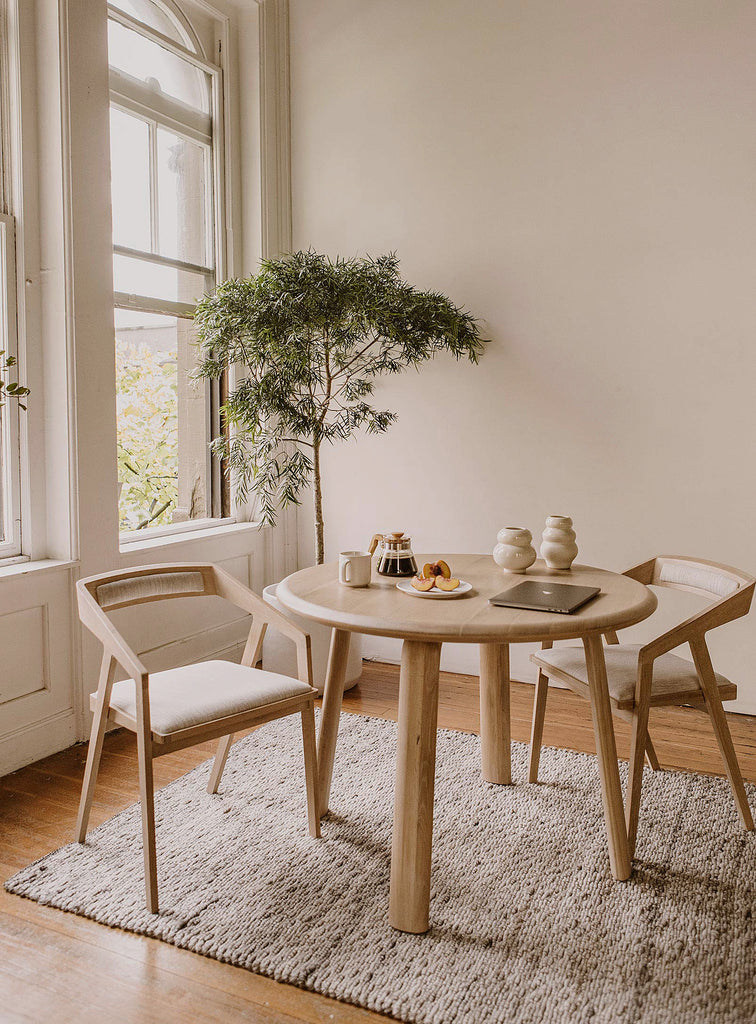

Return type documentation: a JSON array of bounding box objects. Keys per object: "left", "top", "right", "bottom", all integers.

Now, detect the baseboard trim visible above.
[{"left": 1, "top": 709, "right": 77, "bottom": 776}]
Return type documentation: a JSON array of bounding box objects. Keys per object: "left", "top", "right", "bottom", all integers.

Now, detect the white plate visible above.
[{"left": 396, "top": 578, "right": 473, "bottom": 599}]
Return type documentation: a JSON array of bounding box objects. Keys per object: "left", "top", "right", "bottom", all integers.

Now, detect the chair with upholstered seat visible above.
[
  {"left": 528, "top": 556, "right": 755, "bottom": 857},
  {"left": 75, "top": 563, "right": 320, "bottom": 913}
]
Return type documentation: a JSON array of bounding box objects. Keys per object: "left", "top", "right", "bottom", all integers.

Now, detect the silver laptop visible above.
[{"left": 489, "top": 580, "right": 600, "bottom": 614}]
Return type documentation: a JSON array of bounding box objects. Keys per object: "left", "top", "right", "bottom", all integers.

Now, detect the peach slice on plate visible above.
[
  {"left": 435, "top": 576, "right": 460, "bottom": 591},
  {"left": 422, "top": 560, "right": 452, "bottom": 579},
  {"left": 411, "top": 576, "right": 436, "bottom": 592}
]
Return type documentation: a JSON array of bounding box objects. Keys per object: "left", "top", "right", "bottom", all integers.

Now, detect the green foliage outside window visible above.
[{"left": 116, "top": 339, "right": 178, "bottom": 531}]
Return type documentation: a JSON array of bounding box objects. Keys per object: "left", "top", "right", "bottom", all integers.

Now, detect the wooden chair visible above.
[
  {"left": 528, "top": 556, "right": 755, "bottom": 857},
  {"left": 75, "top": 563, "right": 320, "bottom": 913}
]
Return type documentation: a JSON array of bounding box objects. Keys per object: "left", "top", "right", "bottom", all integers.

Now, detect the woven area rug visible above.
[{"left": 6, "top": 713, "right": 756, "bottom": 1024}]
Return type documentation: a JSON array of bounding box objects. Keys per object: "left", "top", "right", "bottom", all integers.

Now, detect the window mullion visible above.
[
  {"left": 204, "top": 145, "right": 215, "bottom": 275},
  {"left": 114, "top": 291, "right": 196, "bottom": 319},
  {"left": 148, "top": 120, "right": 159, "bottom": 255},
  {"left": 110, "top": 80, "right": 212, "bottom": 146},
  {"left": 113, "top": 243, "right": 213, "bottom": 278}
]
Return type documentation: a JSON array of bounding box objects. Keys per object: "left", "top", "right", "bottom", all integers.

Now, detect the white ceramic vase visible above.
[
  {"left": 540, "top": 515, "right": 578, "bottom": 570},
  {"left": 261, "top": 584, "right": 362, "bottom": 695},
  {"left": 493, "top": 527, "right": 537, "bottom": 574}
]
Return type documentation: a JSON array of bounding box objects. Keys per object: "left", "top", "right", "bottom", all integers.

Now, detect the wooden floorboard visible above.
[{"left": 1, "top": 660, "right": 755, "bottom": 1023}]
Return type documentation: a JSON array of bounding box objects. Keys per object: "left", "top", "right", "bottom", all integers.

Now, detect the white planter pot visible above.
[
  {"left": 540, "top": 515, "right": 578, "bottom": 570},
  {"left": 493, "top": 527, "right": 537, "bottom": 574},
  {"left": 262, "top": 583, "right": 362, "bottom": 695}
]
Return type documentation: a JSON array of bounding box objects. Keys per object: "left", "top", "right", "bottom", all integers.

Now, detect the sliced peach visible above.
[
  {"left": 411, "top": 576, "right": 436, "bottom": 592},
  {"left": 423, "top": 560, "right": 452, "bottom": 579},
  {"left": 435, "top": 576, "right": 460, "bottom": 591}
]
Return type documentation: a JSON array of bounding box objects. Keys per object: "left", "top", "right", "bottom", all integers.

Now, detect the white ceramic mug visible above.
[{"left": 339, "top": 550, "right": 372, "bottom": 587}]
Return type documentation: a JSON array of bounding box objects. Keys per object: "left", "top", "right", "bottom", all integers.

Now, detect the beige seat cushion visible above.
[
  {"left": 533, "top": 644, "right": 732, "bottom": 709},
  {"left": 103, "top": 660, "right": 312, "bottom": 737}
]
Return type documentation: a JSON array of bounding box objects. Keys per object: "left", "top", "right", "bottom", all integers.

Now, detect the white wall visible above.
[{"left": 289, "top": 0, "right": 756, "bottom": 710}]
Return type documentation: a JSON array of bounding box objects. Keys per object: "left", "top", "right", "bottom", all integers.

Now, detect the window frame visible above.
[
  {"left": 0, "top": 0, "right": 25, "bottom": 562},
  {"left": 107, "top": 0, "right": 228, "bottom": 538},
  {"left": 0, "top": 213, "right": 22, "bottom": 559}
]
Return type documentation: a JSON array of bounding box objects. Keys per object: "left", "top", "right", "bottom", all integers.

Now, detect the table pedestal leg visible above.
[
  {"left": 389, "top": 639, "right": 441, "bottom": 933},
  {"left": 479, "top": 643, "right": 512, "bottom": 784},
  {"left": 317, "top": 628, "right": 351, "bottom": 817},
  {"left": 583, "top": 632, "right": 632, "bottom": 880}
]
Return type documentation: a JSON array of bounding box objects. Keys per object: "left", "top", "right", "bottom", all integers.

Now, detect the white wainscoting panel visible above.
[
  {"left": 0, "top": 605, "right": 49, "bottom": 704},
  {"left": 0, "top": 568, "right": 76, "bottom": 775}
]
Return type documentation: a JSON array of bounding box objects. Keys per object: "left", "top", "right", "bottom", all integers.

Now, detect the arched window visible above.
[{"left": 107, "top": 0, "right": 225, "bottom": 534}]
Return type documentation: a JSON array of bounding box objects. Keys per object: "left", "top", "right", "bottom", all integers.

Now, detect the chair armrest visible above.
[
  {"left": 622, "top": 558, "right": 657, "bottom": 585},
  {"left": 76, "top": 581, "right": 148, "bottom": 682},
  {"left": 212, "top": 566, "right": 311, "bottom": 645},
  {"left": 212, "top": 566, "right": 314, "bottom": 687},
  {"left": 638, "top": 620, "right": 699, "bottom": 663},
  {"left": 639, "top": 583, "right": 754, "bottom": 663}
]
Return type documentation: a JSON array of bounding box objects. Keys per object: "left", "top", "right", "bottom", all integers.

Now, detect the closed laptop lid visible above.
[{"left": 489, "top": 580, "right": 600, "bottom": 614}]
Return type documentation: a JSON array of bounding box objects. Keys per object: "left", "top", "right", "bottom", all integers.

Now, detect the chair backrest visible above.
[
  {"left": 650, "top": 557, "right": 750, "bottom": 600},
  {"left": 77, "top": 562, "right": 313, "bottom": 687},
  {"left": 82, "top": 564, "right": 218, "bottom": 612},
  {"left": 624, "top": 556, "right": 755, "bottom": 637}
]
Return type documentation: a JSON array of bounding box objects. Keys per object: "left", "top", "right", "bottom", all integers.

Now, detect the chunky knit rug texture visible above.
[{"left": 6, "top": 713, "right": 756, "bottom": 1024}]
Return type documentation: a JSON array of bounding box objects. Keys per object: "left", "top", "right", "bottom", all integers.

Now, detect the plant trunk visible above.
[{"left": 313, "top": 440, "right": 324, "bottom": 564}]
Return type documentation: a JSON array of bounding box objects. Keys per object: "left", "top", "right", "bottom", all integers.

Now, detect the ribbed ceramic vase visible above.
[
  {"left": 540, "top": 515, "right": 578, "bottom": 570},
  {"left": 493, "top": 527, "right": 537, "bottom": 574}
]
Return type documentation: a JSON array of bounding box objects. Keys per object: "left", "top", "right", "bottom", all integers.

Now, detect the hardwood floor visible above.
[{"left": 2, "top": 661, "right": 755, "bottom": 1023}]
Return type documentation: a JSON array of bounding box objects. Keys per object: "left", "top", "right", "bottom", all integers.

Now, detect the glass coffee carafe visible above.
[{"left": 368, "top": 532, "right": 418, "bottom": 578}]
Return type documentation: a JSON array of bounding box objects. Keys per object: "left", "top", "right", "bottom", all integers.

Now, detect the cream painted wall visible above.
[{"left": 289, "top": 0, "right": 756, "bottom": 711}]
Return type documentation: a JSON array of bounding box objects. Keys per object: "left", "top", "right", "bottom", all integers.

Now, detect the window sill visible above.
[
  {"left": 119, "top": 519, "right": 264, "bottom": 555},
  {"left": 0, "top": 557, "right": 78, "bottom": 581},
  {"left": 120, "top": 517, "right": 238, "bottom": 546}
]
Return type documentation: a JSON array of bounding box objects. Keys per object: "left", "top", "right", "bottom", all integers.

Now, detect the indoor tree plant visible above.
[{"left": 194, "top": 250, "right": 487, "bottom": 564}]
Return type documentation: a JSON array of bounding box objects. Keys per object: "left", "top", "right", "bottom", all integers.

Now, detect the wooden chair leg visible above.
[
  {"left": 136, "top": 729, "right": 159, "bottom": 913},
  {"left": 584, "top": 633, "right": 632, "bottom": 880},
  {"left": 207, "top": 733, "right": 235, "bottom": 794},
  {"left": 75, "top": 655, "right": 116, "bottom": 842},
  {"left": 135, "top": 683, "right": 159, "bottom": 914},
  {"left": 317, "top": 628, "right": 351, "bottom": 817},
  {"left": 691, "top": 638, "right": 754, "bottom": 831},
  {"left": 625, "top": 663, "right": 653, "bottom": 859},
  {"left": 644, "top": 734, "right": 661, "bottom": 771},
  {"left": 301, "top": 701, "right": 320, "bottom": 838},
  {"left": 528, "top": 669, "right": 550, "bottom": 783}
]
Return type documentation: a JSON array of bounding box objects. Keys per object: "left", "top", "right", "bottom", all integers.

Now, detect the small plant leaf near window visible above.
[
  {"left": 0, "top": 351, "right": 29, "bottom": 409},
  {"left": 194, "top": 251, "right": 487, "bottom": 563}
]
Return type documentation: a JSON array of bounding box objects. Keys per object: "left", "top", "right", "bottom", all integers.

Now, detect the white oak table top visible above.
[{"left": 277, "top": 555, "right": 658, "bottom": 644}]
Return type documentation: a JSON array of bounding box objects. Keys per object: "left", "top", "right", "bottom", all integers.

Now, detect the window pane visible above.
[
  {"left": 114, "top": 253, "right": 209, "bottom": 305},
  {"left": 108, "top": 20, "right": 210, "bottom": 115},
  {"left": 157, "top": 128, "right": 210, "bottom": 266},
  {"left": 108, "top": 0, "right": 190, "bottom": 47},
  {"left": 110, "top": 108, "right": 151, "bottom": 251},
  {"left": 116, "top": 309, "right": 210, "bottom": 530}
]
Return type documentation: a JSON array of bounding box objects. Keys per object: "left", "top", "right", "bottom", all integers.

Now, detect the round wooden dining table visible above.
[{"left": 277, "top": 554, "right": 657, "bottom": 933}]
